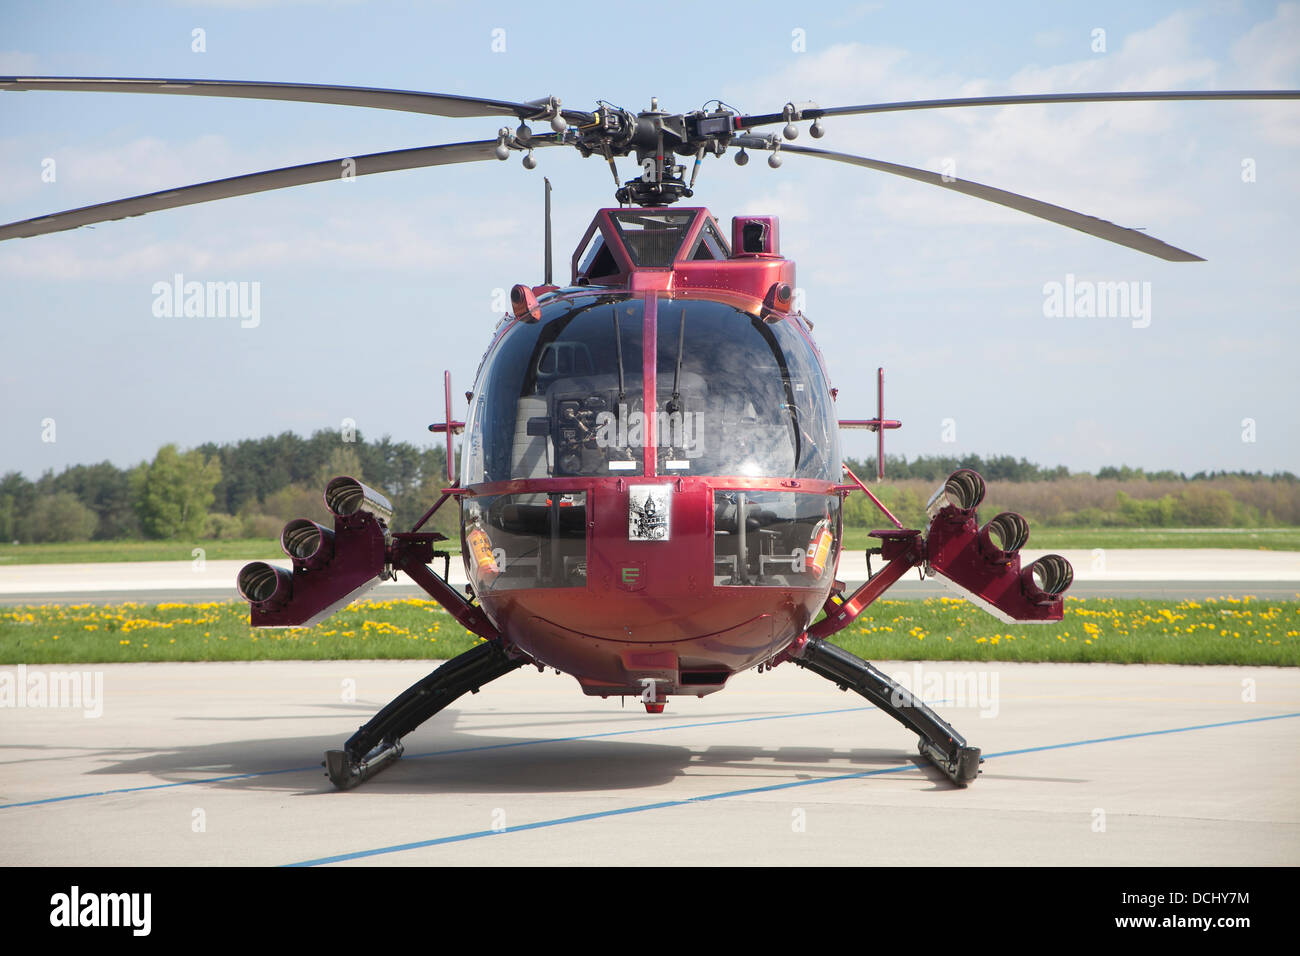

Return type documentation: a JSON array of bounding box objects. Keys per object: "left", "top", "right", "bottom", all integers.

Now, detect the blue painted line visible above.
[
  {"left": 285, "top": 710, "right": 1300, "bottom": 867},
  {"left": 0, "top": 764, "right": 321, "bottom": 809},
  {"left": 987, "top": 710, "right": 1300, "bottom": 757},
  {"left": 0, "top": 706, "right": 870, "bottom": 810},
  {"left": 286, "top": 763, "right": 922, "bottom": 867}
]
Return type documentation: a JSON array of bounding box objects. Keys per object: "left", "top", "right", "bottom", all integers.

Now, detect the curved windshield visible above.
[
  {"left": 655, "top": 298, "right": 840, "bottom": 481},
  {"left": 463, "top": 295, "right": 645, "bottom": 484}
]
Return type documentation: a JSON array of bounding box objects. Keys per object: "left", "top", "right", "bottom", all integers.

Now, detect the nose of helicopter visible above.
[{"left": 470, "top": 478, "right": 836, "bottom": 698}]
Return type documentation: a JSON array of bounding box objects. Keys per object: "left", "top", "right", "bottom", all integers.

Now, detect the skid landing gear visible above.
[
  {"left": 324, "top": 640, "right": 528, "bottom": 790},
  {"left": 789, "top": 637, "right": 982, "bottom": 786}
]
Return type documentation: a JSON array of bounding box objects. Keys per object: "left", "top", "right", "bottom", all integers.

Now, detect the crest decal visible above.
[{"left": 628, "top": 484, "right": 671, "bottom": 541}]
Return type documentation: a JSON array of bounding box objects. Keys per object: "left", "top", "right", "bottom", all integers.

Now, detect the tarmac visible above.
[{"left": 2, "top": 659, "right": 1297, "bottom": 866}]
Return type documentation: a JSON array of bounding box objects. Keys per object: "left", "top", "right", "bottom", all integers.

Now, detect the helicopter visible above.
[{"left": 3, "top": 77, "right": 1297, "bottom": 790}]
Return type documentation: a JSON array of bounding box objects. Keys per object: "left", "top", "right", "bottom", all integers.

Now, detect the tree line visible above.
[
  {"left": 844, "top": 457, "right": 1300, "bottom": 528},
  {"left": 2, "top": 439, "right": 1297, "bottom": 543},
  {"left": 1, "top": 430, "right": 455, "bottom": 544},
  {"left": 848, "top": 454, "right": 1297, "bottom": 484}
]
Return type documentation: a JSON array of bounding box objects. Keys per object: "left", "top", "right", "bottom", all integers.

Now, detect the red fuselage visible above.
[{"left": 458, "top": 208, "right": 844, "bottom": 700}]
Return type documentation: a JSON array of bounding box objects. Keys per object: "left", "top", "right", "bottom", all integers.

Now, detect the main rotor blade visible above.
[
  {"left": 732, "top": 136, "right": 1203, "bottom": 261},
  {"left": 0, "top": 136, "right": 562, "bottom": 241},
  {"left": 0, "top": 76, "right": 595, "bottom": 124},
  {"left": 739, "top": 89, "right": 1300, "bottom": 128}
]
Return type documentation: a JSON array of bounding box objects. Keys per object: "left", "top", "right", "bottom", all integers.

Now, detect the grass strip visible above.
[{"left": 2, "top": 596, "right": 1296, "bottom": 667}]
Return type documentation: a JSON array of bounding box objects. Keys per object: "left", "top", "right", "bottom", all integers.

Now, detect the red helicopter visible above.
[{"left": 3, "top": 77, "right": 1296, "bottom": 789}]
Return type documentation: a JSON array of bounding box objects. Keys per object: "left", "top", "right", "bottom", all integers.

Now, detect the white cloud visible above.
[
  {"left": 1229, "top": 2, "right": 1300, "bottom": 86},
  {"left": 0, "top": 134, "right": 248, "bottom": 205},
  {"left": 720, "top": 7, "right": 1298, "bottom": 263},
  {"left": 0, "top": 200, "right": 474, "bottom": 279}
]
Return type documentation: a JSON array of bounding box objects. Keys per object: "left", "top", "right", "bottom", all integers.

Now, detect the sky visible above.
[{"left": 1, "top": 0, "right": 1297, "bottom": 482}]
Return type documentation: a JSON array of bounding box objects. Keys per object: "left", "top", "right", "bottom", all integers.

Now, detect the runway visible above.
[
  {"left": 2, "top": 660, "right": 1297, "bottom": 866},
  {"left": 2, "top": 549, "right": 1298, "bottom": 604}
]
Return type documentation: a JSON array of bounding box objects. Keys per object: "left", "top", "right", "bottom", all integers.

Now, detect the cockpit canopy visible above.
[{"left": 462, "top": 293, "right": 840, "bottom": 485}]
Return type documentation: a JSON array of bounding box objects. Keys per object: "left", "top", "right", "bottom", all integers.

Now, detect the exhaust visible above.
[
  {"left": 978, "top": 512, "right": 1029, "bottom": 565},
  {"left": 238, "top": 476, "right": 397, "bottom": 628},
  {"left": 919, "top": 468, "right": 1067, "bottom": 622},
  {"left": 281, "top": 518, "right": 334, "bottom": 570},
  {"left": 1021, "top": 554, "right": 1074, "bottom": 604},
  {"left": 926, "top": 468, "right": 985, "bottom": 519},
  {"left": 324, "top": 475, "right": 394, "bottom": 523},
  {"left": 237, "top": 561, "right": 293, "bottom": 607}
]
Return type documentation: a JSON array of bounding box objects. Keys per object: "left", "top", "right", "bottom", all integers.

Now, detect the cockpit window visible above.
[
  {"left": 713, "top": 490, "right": 841, "bottom": 587},
  {"left": 463, "top": 491, "right": 588, "bottom": 591},
  {"left": 655, "top": 298, "right": 840, "bottom": 481},
  {"left": 688, "top": 219, "right": 730, "bottom": 261},
  {"left": 577, "top": 233, "right": 619, "bottom": 280},
  {"left": 610, "top": 211, "right": 695, "bottom": 267},
  {"left": 463, "top": 295, "right": 645, "bottom": 484}
]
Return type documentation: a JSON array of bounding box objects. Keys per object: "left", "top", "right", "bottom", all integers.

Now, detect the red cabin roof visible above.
[{"left": 570, "top": 207, "right": 796, "bottom": 304}]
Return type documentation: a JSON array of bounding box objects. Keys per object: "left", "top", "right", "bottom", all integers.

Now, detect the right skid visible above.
[{"left": 789, "top": 637, "right": 982, "bottom": 786}]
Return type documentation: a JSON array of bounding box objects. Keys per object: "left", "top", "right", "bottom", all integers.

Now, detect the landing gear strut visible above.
[
  {"left": 789, "top": 637, "right": 982, "bottom": 786},
  {"left": 324, "top": 640, "right": 529, "bottom": 790}
]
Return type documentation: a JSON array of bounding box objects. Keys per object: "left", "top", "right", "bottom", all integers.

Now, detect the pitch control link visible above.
[
  {"left": 324, "top": 640, "right": 529, "bottom": 790},
  {"left": 789, "top": 637, "right": 982, "bottom": 786}
]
